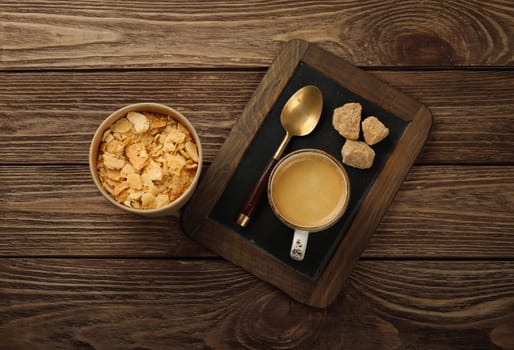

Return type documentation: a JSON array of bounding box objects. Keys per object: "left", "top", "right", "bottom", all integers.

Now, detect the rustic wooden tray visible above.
[{"left": 182, "top": 39, "right": 432, "bottom": 308}]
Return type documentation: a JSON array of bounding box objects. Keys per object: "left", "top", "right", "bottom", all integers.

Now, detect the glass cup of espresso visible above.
[{"left": 267, "top": 149, "right": 351, "bottom": 261}]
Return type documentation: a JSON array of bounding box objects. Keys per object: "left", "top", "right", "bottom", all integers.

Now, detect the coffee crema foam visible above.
[{"left": 270, "top": 153, "right": 348, "bottom": 230}]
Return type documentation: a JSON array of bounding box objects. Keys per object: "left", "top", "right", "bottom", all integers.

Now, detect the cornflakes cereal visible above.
[
  {"left": 103, "top": 153, "right": 126, "bottom": 169},
  {"left": 111, "top": 118, "right": 132, "bottom": 133},
  {"left": 97, "top": 111, "right": 199, "bottom": 210},
  {"left": 127, "top": 111, "right": 150, "bottom": 134}
]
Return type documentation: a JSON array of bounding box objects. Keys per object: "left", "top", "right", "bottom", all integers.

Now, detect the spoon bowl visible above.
[{"left": 281, "top": 85, "right": 323, "bottom": 136}]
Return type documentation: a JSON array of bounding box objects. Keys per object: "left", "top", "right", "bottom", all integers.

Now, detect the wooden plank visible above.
[
  {"left": 1, "top": 70, "right": 513, "bottom": 164},
  {"left": 0, "top": 70, "right": 261, "bottom": 164},
  {"left": 375, "top": 165, "right": 514, "bottom": 257},
  {"left": 0, "top": 164, "right": 210, "bottom": 257},
  {"left": 1, "top": 165, "right": 513, "bottom": 258},
  {"left": 1, "top": 1, "right": 513, "bottom": 68},
  {"left": 1, "top": 258, "right": 513, "bottom": 349},
  {"left": 378, "top": 70, "right": 514, "bottom": 164}
]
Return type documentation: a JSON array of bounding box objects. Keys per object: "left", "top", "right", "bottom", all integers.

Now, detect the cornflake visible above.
[{"left": 97, "top": 111, "right": 199, "bottom": 209}]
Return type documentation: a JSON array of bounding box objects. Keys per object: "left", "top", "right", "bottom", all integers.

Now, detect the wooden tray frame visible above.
[{"left": 182, "top": 39, "right": 432, "bottom": 308}]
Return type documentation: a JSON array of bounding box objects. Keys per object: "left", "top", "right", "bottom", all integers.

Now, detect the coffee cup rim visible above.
[{"left": 267, "top": 148, "right": 351, "bottom": 232}]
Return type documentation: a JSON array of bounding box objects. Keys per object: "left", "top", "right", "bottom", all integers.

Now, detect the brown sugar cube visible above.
[
  {"left": 332, "top": 102, "right": 362, "bottom": 140},
  {"left": 362, "top": 116, "right": 389, "bottom": 145},
  {"left": 342, "top": 140, "right": 375, "bottom": 169}
]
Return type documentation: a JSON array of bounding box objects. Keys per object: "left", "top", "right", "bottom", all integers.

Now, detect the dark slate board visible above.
[{"left": 210, "top": 62, "right": 407, "bottom": 280}]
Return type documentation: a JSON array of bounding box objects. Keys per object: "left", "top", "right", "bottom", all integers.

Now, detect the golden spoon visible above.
[{"left": 237, "top": 85, "right": 323, "bottom": 228}]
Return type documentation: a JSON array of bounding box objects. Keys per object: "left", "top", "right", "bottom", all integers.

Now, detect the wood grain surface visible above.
[
  {"left": 1, "top": 259, "right": 513, "bottom": 350},
  {"left": 1, "top": 0, "right": 513, "bottom": 68},
  {"left": 1, "top": 165, "right": 512, "bottom": 258},
  {"left": 2, "top": 0, "right": 514, "bottom": 347},
  {"left": 1, "top": 70, "right": 513, "bottom": 164}
]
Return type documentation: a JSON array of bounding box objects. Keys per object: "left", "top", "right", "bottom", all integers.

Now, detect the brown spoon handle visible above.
[{"left": 236, "top": 157, "right": 278, "bottom": 228}]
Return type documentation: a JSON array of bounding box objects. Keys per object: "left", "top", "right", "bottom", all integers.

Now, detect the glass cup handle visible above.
[{"left": 290, "top": 229, "right": 309, "bottom": 261}]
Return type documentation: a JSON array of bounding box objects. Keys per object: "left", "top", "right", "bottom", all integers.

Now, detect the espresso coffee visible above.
[{"left": 269, "top": 151, "right": 349, "bottom": 230}]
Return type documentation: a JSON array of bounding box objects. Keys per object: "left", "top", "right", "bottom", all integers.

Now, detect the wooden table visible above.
[{"left": 1, "top": 1, "right": 513, "bottom": 349}]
